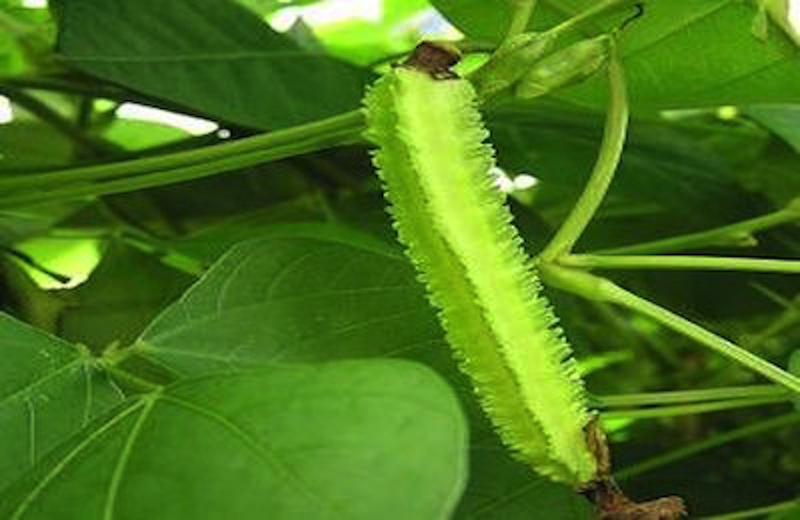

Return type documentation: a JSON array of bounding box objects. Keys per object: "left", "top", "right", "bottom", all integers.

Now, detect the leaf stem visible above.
[
  {"left": 504, "top": 0, "right": 538, "bottom": 42},
  {"left": 540, "top": 265, "right": 800, "bottom": 394},
  {"left": 615, "top": 412, "right": 800, "bottom": 480},
  {"left": 540, "top": 40, "right": 628, "bottom": 261},
  {"left": 596, "top": 384, "right": 790, "bottom": 408},
  {"left": 601, "top": 395, "right": 791, "bottom": 420},
  {"left": 0, "top": 109, "right": 365, "bottom": 206},
  {"left": 561, "top": 254, "right": 800, "bottom": 274},
  {"left": 590, "top": 199, "right": 800, "bottom": 255},
  {"left": 606, "top": 282, "right": 800, "bottom": 394}
]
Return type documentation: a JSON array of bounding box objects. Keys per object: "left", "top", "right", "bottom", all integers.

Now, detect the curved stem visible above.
[
  {"left": 561, "top": 254, "right": 800, "bottom": 274},
  {"left": 540, "top": 40, "right": 628, "bottom": 261}
]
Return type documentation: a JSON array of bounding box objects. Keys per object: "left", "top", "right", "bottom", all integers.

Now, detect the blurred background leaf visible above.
[
  {"left": 431, "top": 0, "right": 800, "bottom": 110},
  {"left": 51, "top": 0, "right": 371, "bottom": 129}
]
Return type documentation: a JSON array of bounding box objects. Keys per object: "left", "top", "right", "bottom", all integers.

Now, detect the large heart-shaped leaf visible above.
[
  {"left": 0, "top": 360, "right": 468, "bottom": 520},
  {"left": 136, "top": 235, "right": 442, "bottom": 373}
]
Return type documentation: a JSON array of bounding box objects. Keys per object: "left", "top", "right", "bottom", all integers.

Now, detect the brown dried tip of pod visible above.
[
  {"left": 581, "top": 418, "right": 688, "bottom": 520},
  {"left": 401, "top": 41, "right": 462, "bottom": 79},
  {"left": 582, "top": 479, "right": 687, "bottom": 520},
  {"left": 601, "top": 497, "right": 687, "bottom": 520}
]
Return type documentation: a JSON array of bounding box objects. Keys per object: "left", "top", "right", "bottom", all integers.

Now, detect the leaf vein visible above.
[
  {"left": 159, "top": 394, "right": 343, "bottom": 513},
  {"left": 10, "top": 400, "right": 146, "bottom": 520},
  {"left": 104, "top": 397, "right": 157, "bottom": 520}
]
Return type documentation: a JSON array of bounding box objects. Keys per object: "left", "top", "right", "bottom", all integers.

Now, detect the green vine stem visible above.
[
  {"left": 540, "top": 264, "right": 800, "bottom": 394},
  {"left": 560, "top": 254, "right": 800, "bottom": 274},
  {"left": 1, "top": 139, "right": 339, "bottom": 207},
  {"left": 600, "top": 395, "right": 792, "bottom": 421},
  {"left": 0, "top": 109, "right": 365, "bottom": 207},
  {"left": 505, "top": 0, "right": 539, "bottom": 42},
  {"left": 615, "top": 412, "right": 800, "bottom": 480},
  {"left": 540, "top": 39, "right": 628, "bottom": 261},
  {"left": 596, "top": 384, "right": 790, "bottom": 408},
  {"left": 591, "top": 199, "right": 800, "bottom": 255}
]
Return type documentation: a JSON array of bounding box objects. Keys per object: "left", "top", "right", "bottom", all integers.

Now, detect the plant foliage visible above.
[{"left": 0, "top": 0, "right": 799, "bottom": 518}]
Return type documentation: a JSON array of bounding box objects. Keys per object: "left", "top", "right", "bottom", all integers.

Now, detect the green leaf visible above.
[
  {"left": 487, "top": 103, "right": 754, "bottom": 230},
  {"left": 58, "top": 241, "right": 195, "bottom": 352},
  {"left": 165, "top": 221, "right": 395, "bottom": 269},
  {"left": 0, "top": 360, "right": 468, "bottom": 520},
  {"left": 584, "top": 1, "right": 800, "bottom": 109},
  {"left": 51, "top": 0, "right": 371, "bottom": 129},
  {"left": 0, "top": 120, "right": 73, "bottom": 169},
  {"left": 735, "top": 136, "right": 800, "bottom": 207},
  {"left": 458, "top": 476, "right": 592, "bottom": 519},
  {"left": 428, "top": 0, "right": 512, "bottom": 42},
  {"left": 744, "top": 104, "right": 800, "bottom": 153},
  {"left": 0, "top": 3, "right": 54, "bottom": 76},
  {"left": 0, "top": 208, "right": 77, "bottom": 246},
  {"left": 136, "top": 235, "right": 438, "bottom": 374},
  {"left": 0, "top": 312, "right": 125, "bottom": 496},
  {"left": 432, "top": 1, "right": 800, "bottom": 109},
  {"left": 455, "top": 429, "right": 592, "bottom": 519}
]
